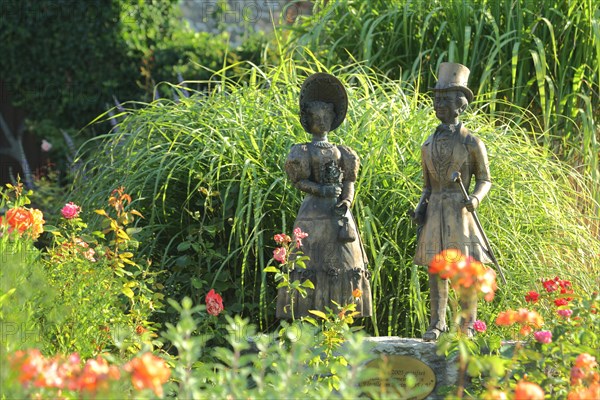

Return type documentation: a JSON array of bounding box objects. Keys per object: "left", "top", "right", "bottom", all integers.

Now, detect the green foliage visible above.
[
  {"left": 0, "top": 234, "right": 55, "bottom": 354},
  {"left": 0, "top": 183, "right": 159, "bottom": 365},
  {"left": 0, "top": 0, "right": 271, "bottom": 146},
  {"left": 160, "top": 297, "right": 389, "bottom": 399},
  {"left": 0, "top": 185, "right": 56, "bottom": 356},
  {"left": 42, "top": 190, "right": 161, "bottom": 358},
  {"left": 0, "top": 0, "right": 139, "bottom": 135},
  {"left": 72, "top": 60, "right": 600, "bottom": 337},
  {"left": 285, "top": 0, "right": 600, "bottom": 211}
]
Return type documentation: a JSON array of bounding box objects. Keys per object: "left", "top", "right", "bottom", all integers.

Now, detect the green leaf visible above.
[
  {"left": 191, "top": 277, "right": 204, "bottom": 289},
  {"left": 126, "top": 227, "right": 143, "bottom": 236},
  {"left": 263, "top": 266, "right": 280, "bottom": 273},
  {"left": 290, "top": 280, "right": 302, "bottom": 289},
  {"left": 121, "top": 287, "right": 134, "bottom": 298},
  {"left": 301, "top": 280, "right": 315, "bottom": 289},
  {"left": 467, "top": 358, "right": 482, "bottom": 377},
  {"left": 302, "top": 316, "right": 318, "bottom": 326},
  {"left": 308, "top": 310, "right": 328, "bottom": 320},
  {"left": 177, "top": 241, "right": 191, "bottom": 252},
  {"left": 0, "top": 288, "right": 16, "bottom": 305},
  {"left": 91, "top": 231, "right": 105, "bottom": 239},
  {"left": 43, "top": 225, "right": 59, "bottom": 232},
  {"left": 487, "top": 357, "right": 507, "bottom": 378}
]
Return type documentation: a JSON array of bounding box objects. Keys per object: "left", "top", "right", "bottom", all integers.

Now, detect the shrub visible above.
[
  {"left": 437, "top": 272, "right": 599, "bottom": 399},
  {"left": 0, "top": 183, "right": 159, "bottom": 364}
]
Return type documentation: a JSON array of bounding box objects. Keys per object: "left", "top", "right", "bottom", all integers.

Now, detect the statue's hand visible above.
[
  {"left": 463, "top": 196, "right": 479, "bottom": 212},
  {"left": 319, "top": 184, "right": 342, "bottom": 198},
  {"left": 335, "top": 199, "right": 351, "bottom": 215}
]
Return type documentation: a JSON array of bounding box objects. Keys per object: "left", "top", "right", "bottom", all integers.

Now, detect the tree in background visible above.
[{"left": 0, "top": 0, "right": 269, "bottom": 188}]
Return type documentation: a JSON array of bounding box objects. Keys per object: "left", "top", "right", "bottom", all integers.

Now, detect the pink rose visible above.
[
  {"left": 41, "top": 139, "right": 52, "bottom": 152},
  {"left": 533, "top": 330, "right": 552, "bottom": 344},
  {"left": 570, "top": 367, "right": 586, "bottom": 385},
  {"left": 293, "top": 227, "right": 308, "bottom": 248},
  {"left": 273, "top": 247, "right": 287, "bottom": 264},
  {"left": 61, "top": 202, "right": 81, "bottom": 219},
  {"left": 557, "top": 309, "right": 573, "bottom": 318},
  {"left": 273, "top": 233, "right": 291, "bottom": 244},
  {"left": 473, "top": 320, "right": 487, "bottom": 333}
]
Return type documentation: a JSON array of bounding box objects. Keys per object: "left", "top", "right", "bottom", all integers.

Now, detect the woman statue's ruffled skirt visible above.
[{"left": 276, "top": 195, "right": 372, "bottom": 319}]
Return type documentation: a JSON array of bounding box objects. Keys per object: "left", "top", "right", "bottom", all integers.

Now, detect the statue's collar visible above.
[{"left": 436, "top": 122, "right": 462, "bottom": 134}]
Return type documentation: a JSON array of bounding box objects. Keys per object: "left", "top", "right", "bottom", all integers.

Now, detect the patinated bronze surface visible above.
[
  {"left": 413, "top": 63, "right": 492, "bottom": 341},
  {"left": 276, "top": 73, "right": 372, "bottom": 319}
]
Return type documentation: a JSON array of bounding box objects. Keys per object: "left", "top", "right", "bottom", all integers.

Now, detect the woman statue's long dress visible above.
[{"left": 276, "top": 73, "right": 372, "bottom": 319}]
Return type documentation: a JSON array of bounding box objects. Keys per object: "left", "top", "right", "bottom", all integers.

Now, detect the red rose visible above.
[
  {"left": 525, "top": 291, "right": 540, "bottom": 303},
  {"left": 542, "top": 278, "right": 559, "bottom": 293},
  {"left": 554, "top": 298, "right": 569, "bottom": 307},
  {"left": 205, "top": 289, "right": 224, "bottom": 316}
]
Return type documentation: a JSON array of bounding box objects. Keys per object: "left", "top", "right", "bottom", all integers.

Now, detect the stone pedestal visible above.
[{"left": 363, "top": 337, "right": 457, "bottom": 399}]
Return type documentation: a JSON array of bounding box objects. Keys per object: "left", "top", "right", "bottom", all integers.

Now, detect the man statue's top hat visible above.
[{"left": 431, "top": 62, "right": 474, "bottom": 103}]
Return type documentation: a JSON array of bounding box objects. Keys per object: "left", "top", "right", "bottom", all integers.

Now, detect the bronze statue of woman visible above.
[{"left": 276, "top": 73, "right": 372, "bottom": 319}]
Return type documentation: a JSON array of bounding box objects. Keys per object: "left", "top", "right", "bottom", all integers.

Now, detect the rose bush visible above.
[{"left": 435, "top": 251, "right": 600, "bottom": 399}]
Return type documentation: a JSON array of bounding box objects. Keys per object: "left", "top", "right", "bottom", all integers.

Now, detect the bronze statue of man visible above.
[{"left": 413, "top": 63, "right": 492, "bottom": 341}]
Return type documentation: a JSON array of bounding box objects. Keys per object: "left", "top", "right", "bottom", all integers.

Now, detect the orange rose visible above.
[
  {"left": 77, "top": 356, "right": 120, "bottom": 393},
  {"left": 124, "top": 353, "right": 170, "bottom": 397},
  {"left": 567, "top": 383, "right": 600, "bottom": 400},
  {"left": 429, "top": 249, "right": 463, "bottom": 278},
  {"left": 574, "top": 353, "right": 598, "bottom": 370},
  {"left": 9, "top": 349, "right": 45, "bottom": 385},
  {"left": 30, "top": 208, "right": 45, "bottom": 240},
  {"left": 514, "top": 381, "right": 544, "bottom": 400},
  {"left": 495, "top": 310, "right": 517, "bottom": 326},
  {"left": 519, "top": 325, "right": 533, "bottom": 336},
  {"left": 6, "top": 207, "right": 33, "bottom": 234}
]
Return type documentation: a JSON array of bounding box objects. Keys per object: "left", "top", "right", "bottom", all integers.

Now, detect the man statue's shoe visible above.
[{"left": 422, "top": 327, "right": 447, "bottom": 342}]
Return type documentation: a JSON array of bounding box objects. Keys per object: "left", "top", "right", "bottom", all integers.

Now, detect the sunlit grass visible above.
[
  {"left": 74, "top": 59, "right": 600, "bottom": 336},
  {"left": 285, "top": 0, "right": 600, "bottom": 214}
]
